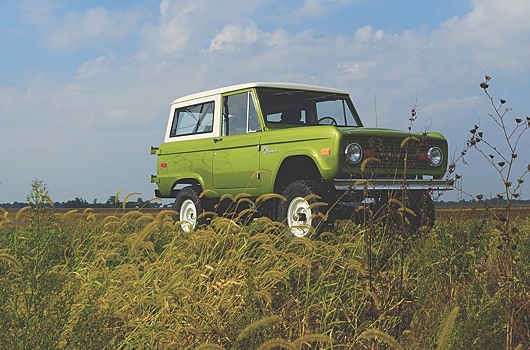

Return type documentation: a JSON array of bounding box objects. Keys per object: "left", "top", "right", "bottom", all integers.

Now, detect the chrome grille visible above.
[{"left": 358, "top": 137, "right": 430, "bottom": 171}]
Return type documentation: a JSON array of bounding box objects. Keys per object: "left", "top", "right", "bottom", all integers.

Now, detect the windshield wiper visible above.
[
  {"left": 308, "top": 93, "right": 337, "bottom": 101},
  {"left": 272, "top": 90, "right": 305, "bottom": 96}
]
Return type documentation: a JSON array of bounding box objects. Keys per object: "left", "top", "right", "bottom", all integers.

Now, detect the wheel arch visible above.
[
  {"left": 169, "top": 178, "right": 203, "bottom": 198},
  {"left": 273, "top": 155, "right": 323, "bottom": 194}
]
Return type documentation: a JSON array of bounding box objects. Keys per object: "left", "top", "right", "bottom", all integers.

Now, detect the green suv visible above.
[{"left": 151, "top": 82, "right": 450, "bottom": 236}]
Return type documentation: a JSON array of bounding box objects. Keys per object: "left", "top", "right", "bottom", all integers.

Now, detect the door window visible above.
[{"left": 222, "top": 92, "right": 261, "bottom": 136}]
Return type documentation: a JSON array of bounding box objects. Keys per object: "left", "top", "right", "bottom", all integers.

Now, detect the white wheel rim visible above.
[
  {"left": 287, "top": 196, "right": 312, "bottom": 237},
  {"left": 180, "top": 199, "right": 197, "bottom": 232}
]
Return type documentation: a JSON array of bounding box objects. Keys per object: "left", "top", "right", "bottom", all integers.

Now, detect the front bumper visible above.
[{"left": 334, "top": 178, "right": 452, "bottom": 191}]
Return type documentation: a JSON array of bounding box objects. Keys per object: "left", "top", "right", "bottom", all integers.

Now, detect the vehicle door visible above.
[{"left": 212, "top": 90, "right": 262, "bottom": 191}]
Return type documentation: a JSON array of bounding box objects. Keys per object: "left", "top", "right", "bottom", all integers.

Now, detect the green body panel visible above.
[
  {"left": 212, "top": 132, "right": 261, "bottom": 192},
  {"left": 153, "top": 125, "right": 448, "bottom": 198},
  {"left": 258, "top": 126, "right": 340, "bottom": 192},
  {"left": 156, "top": 138, "right": 213, "bottom": 197}
]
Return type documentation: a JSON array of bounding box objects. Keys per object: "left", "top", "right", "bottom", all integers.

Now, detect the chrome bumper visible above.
[{"left": 334, "top": 178, "right": 452, "bottom": 191}]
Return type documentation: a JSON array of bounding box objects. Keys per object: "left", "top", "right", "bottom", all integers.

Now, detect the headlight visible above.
[
  {"left": 428, "top": 147, "right": 443, "bottom": 167},
  {"left": 345, "top": 143, "right": 363, "bottom": 164}
]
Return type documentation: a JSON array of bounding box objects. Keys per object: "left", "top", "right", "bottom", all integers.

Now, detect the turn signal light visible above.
[
  {"left": 418, "top": 153, "right": 428, "bottom": 161},
  {"left": 364, "top": 149, "right": 375, "bottom": 158}
]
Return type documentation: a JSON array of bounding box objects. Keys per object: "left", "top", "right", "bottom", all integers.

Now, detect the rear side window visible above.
[{"left": 170, "top": 101, "right": 215, "bottom": 137}]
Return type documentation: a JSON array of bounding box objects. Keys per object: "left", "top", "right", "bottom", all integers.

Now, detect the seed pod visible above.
[
  {"left": 515, "top": 118, "right": 522, "bottom": 123},
  {"left": 497, "top": 162, "right": 505, "bottom": 167}
]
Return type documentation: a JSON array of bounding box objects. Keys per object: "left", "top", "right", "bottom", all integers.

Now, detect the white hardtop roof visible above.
[{"left": 171, "top": 82, "right": 349, "bottom": 104}]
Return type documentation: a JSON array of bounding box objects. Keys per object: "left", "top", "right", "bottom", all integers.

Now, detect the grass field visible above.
[{"left": 0, "top": 202, "right": 529, "bottom": 349}]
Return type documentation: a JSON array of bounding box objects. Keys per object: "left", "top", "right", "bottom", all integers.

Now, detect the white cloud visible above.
[
  {"left": 423, "top": 96, "right": 483, "bottom": 116},
  {"left": 208, "top": 23, "right": 262, "bottom": 52},
  {"left": 139, "top": 0, "right": 266, "bottom": 58},
  {"left": 433, "top": 0, "right": 530, "bottom": 70},
  {"left": 45, "top": 7, "right": 141, "bottom": 49},
  {"left": 267, "top": 29, "right": 291, "bottom": 47},
  {"left": 20, "top": 0, "right": 58, "bottom": 27},
  {"left": 76, "top": 55, "right": 116, "bottom": 79},
  {"left": 148, "top": 0, "right": 200, "bottom": 55},
  {"left": 298, "top": 0, "right": 355, "bottom": 16},
  {"left": 354, "top": 25, "right": 385, "bottom": 42},
  {"left": 339, "top": 61, "right": 377, "bottom": 80}
]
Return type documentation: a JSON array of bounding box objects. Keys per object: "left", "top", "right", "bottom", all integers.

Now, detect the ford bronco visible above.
[{"left": 150, "top": 82, "right": 450, "bottom": 236}]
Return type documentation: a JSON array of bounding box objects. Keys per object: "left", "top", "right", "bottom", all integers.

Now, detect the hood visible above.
[{"left": 338, "top": 127, "right": 446, "bottom": 141}]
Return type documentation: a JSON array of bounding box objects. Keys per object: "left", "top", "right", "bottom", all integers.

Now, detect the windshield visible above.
[{"left": 256, "top": 88, "right": 363, "bottom": 128}]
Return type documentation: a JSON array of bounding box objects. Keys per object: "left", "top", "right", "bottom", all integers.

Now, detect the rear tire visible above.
[
  {"left": 277, "top": 180, "right": 330, "bottom": 238},
  {"left": 174, "top": 186, "right": 210, "bottom": 232}
]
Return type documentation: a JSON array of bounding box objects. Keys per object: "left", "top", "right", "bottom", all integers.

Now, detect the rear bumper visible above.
[{"left": 334, "top": 178, "right": 452, "bottom": 191}]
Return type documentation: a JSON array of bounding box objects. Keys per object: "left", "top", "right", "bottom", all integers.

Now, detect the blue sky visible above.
[{"left": 1, "top": 0, "right": 530, "bottom": 203}]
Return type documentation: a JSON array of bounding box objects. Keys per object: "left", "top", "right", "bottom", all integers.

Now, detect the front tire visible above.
[
  {"left": 277, "top": 180, "right": 330, "bottom": 238},
  {"left": 408, "top": 190, "right": 435, "bottom": 231},
  {"left": 378, "top": 190, "right": 435, "bottom": 233},
  {"left": 174, "top": 186, "right": 209, "bottom": 232}
]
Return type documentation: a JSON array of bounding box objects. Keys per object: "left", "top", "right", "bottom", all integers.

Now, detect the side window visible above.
[
  {"left": 222, "top": 92, "right": 261, "bottom": 136},
  {"left": 248, "top": 95, "right": 260, "bottom": 131},
  {"left": 170, "top": 101, "right": 214, "bottom": 137}
]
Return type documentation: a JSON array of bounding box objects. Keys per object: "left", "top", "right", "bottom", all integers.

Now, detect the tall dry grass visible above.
[{"left": 0, "top": 193, "right": 529, "bottom": 349}]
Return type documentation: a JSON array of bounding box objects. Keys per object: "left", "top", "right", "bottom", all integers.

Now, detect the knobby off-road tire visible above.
[
  {"left": 277, "top": 180, "right": 331, "bottom": 238},
  {"left": 408, "top": 190, "right": 435, "bottom": 231},
  {"left": 173, "top": 186, "right": 211, "bottom": 232},
  {"left": 379, "top": 190, "right": 435, "bottom": 234}
]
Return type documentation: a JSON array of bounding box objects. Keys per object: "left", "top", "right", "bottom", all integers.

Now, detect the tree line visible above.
[
  {"left": 2, "top": 196, "right": 530, "bottom": 210},
  {"left": 0, "top": 196, "right": 165, "bottom": 209}
]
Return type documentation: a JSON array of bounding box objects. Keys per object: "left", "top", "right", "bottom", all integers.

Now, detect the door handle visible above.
[{"left": 213, "top": 138, "right": 223, "bottom": 143}]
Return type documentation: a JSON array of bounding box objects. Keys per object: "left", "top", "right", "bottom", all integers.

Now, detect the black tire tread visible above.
[
  {"left": 277, "top": 180, "right": 331, "bottom": 237},
  {"left": 173, "top": 186, "right": 208, "bottom": 230}
]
